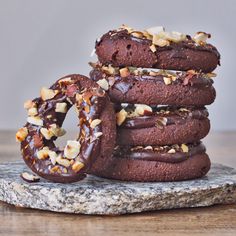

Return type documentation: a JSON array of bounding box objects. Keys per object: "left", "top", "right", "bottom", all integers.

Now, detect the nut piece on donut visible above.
[
  {"left": 16, "top": 74, "right": 116, "bottom": 183},
  {"left": 95, "top": 26, "right": 220, "bottom": 73}
]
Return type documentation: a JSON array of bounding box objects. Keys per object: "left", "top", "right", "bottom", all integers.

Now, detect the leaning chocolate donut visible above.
[
  {"left": 116, "top": 105, "right": 210, "bottom": 146},
  {"left": 95, "top": 27, "right": 220, "bottom": 73},
  {"left": 90, "top": 63, "right": 216, "bottom": 106},
  {"left": 89, "top": 142, "right": 211, "bottom": 182},
  {"left": 16, "top": 74, "right": 116, "bottom": 183}
]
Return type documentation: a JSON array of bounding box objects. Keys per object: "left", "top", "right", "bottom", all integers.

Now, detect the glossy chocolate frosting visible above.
[
  {"left": 120, "top": 106, "right": 209, "bottom": 129},
  {"left": 115, "top": 142, "right": 206, "bottom": 163},
  {"left": 21, "top": 75, "right": 107, "bottom": 183}
]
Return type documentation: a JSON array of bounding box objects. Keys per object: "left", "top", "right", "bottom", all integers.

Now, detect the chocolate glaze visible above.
[
  {"left": 121, "top": 106, "right": 209, "bottom": 129},
  {"left": 115, "top": 142, "right": 206, "bottom": 163},
  {"left": 96, "top": 29, "right": 220, "bottom": 65},
  {"left": 21, "top": 74, "right": 108, "bottom": 183}
]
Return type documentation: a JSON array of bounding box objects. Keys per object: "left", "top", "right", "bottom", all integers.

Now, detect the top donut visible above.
[{"left": 95, "top": 25, "right": 220, "bottom": 73}]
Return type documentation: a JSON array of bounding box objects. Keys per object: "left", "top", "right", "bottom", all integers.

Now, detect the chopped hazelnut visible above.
[
  {"left": 37, "top": 147, "right": 50, "bottom": 160},
  {"left": 153, "top": 36, "right": 170, "bottom": 47},
  {"left": 16, "top": 127, "right": 28, "bottom": 142},
  {"left": 135, "top": 104, "right": 153, "bottom": 116},
  {"left": 56, "top": 155, "right": 71, "bottom": 168},
  {"left": 28, "top": 107, "right": 38, "bottom": 116},
  {"left": 72, "top": 161, "right": 85, "bottom": 173},
  {"left": 90, "top": 119, "right": 102, "bottom": 129},
  {"left": 94, "top": 132, "right": 103, "bottom": 138},
  {"left": 193, "top": 32, "right": 210, "bottom": 45},
  {"left": 24, "top": 100, "right": 36, "bottom": 110},
  {"left": 116, "top": 109, "right": 128, "bottom": 126},
  {"left": 27, "top": 116, "right": 43, "bottom": 126},
  {"left": 21, "top": 172, "right": 40, "bottom": 183},
  {"left": 96, "top": 79, "right": 109, "bottom": 91},
  {"left": 163, "top": 77, "right": 172, "bottom": 85},
  {"left": 119, "top": 68, "right": 130, "bottom": 77},
  {"left": 149, "top": 44, "right": 156, "bottom": 52},
  {"left": 168, "top": 148, "right": 176, "bottom": 154},
  {"left": 40, "top": 87, "right": 58, "bottom": 101},
  {"left": 64, "top": 140, "right": 81, "bottom": 159},
  {"left": 49, "top": 124, "right": 66, "bottom": 137},
  {"left": 55, "top": 102, "right": 67, "bottom": 113},
  {"left": 131, "top": 31, "right": 143, "bottom": 38},
  {"left": 102, "top": 65, "right": 116, "bottom": 75},
  {"left": 146, "top": 26, "right": 165, "bottom": 36},
  {"left": 40, "top": 127, "right": 54, "bottom": 140},
  {"left": 181, "top": 144, "right": 189, "bottom": 153}
]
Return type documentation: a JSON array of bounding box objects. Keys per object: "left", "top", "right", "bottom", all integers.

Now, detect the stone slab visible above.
[{"left": 0, "top": 161, "right": 235, "bottom": 215}]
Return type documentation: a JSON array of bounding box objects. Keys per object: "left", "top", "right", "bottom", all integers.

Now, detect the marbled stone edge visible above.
[{"left": 0, "top": 161, "right": 236, "bottom": 215}]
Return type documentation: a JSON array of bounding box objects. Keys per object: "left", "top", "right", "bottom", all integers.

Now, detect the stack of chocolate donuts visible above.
[
  {"left": 89, "top": 25, "right": 220, "bottom": 182},
  {"left": 16, "top": 25, "right": 220, "bottom": 183}
]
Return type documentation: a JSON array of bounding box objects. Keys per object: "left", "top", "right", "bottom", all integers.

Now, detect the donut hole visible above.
[{"left": 54, "top": 106, "right": 79, "bottom": 147}]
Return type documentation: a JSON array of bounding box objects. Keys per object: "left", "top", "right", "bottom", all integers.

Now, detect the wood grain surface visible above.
[{"left": 0, "top": 130, "right": 235, "bottom": 236}]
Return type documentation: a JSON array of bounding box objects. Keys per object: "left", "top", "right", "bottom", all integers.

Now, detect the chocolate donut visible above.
[
  {"left": 95, "top": 27, "right": 220, "bottom": 73},
  {"left": 116, "top": 105, "right": 210, "bottom": 146},
  {"left": 89, "top": 142, "right": 211, "bottom": 182},
  {"left": 90, "top": 63, "right": 216, "bottom": 106},
  {"left": 16, "top": 74, "right": 116, "bottom": 183}
]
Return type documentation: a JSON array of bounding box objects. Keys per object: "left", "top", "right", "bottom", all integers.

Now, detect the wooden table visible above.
[{"left": 0, "top": 130, "right": 235, "bottom": 236}]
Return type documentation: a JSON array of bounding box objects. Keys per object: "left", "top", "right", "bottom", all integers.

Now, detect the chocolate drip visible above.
[{"left": 122, "top": 107, "right": 209, "bottom": 129}]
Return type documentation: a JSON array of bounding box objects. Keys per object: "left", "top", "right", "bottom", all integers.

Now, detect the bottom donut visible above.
[{"left": 89, "top": 142, "right": 211, "bottom": 182}]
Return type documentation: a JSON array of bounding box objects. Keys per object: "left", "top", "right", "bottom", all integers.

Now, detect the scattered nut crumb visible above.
[{"left": 21, "top": 172, "right": 40, "bottom": 183}]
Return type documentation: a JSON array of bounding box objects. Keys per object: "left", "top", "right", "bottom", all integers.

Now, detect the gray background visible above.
[{"left": 0, "top": 0, "right": 235, "bottom": 131}]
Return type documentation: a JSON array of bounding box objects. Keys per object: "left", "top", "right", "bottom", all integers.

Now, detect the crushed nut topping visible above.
[{"left": 119, "top": 25, "right": 211, "bottom": 46}]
